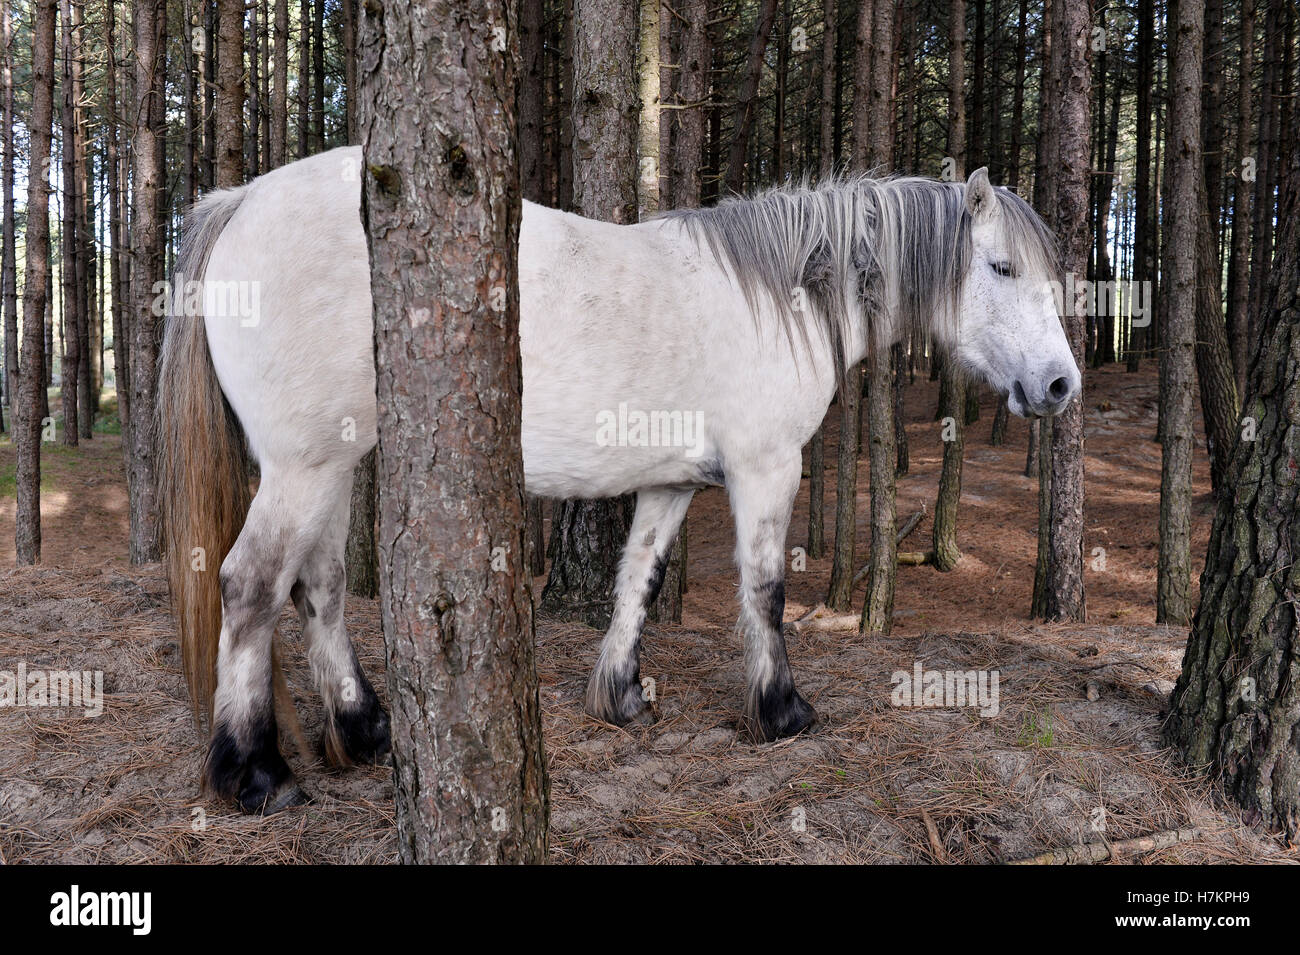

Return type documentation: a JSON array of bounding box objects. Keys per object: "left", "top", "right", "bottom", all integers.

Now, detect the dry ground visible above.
[{"left": 0, "top": 366, "right": 1295, "bottom": 863}]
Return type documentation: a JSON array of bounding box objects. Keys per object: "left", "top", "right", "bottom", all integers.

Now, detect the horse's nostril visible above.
[{"left": 1048, "top": 376, "right": 1070, "bottom": 401}]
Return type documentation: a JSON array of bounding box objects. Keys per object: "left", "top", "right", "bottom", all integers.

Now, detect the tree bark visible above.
[
  {"left": 1225, "top": 0, "right": 1253, "bottom": 391},
  {"left": 271, "top": 0, "right": 288, "bottom": 165},
  {"left": 358, "top": 0, "right": 548, "bottom": 863},
  {"left": 345, "top": 448, "right": 378, "bottom": 597},
  {"left": 669, "top": 0, "right": 709, "bottom": 207},
  {"left": 1130, "top": 0, "right": 1154, "bottom": 372},
  {"left": 1165, "top": 109, "right": 1300, "bottom": 840},
  {"left": 15, "top": 0, "right": 57, "bottom": 564},
  {"left": 1032, "top": 0, "right": 1089, "bottom": 622},
  {"left": 216, "top": 0, "right": 245, "bottom": 187},
  {"left": 1157, "top": 0, "right": 1203, "bottom": 626},
  {"left": 1194, "top": 173, "right": 1239, "bottom": 497},
  {"left": 59, "top": 0, "right": 80, "bottom": 447},
  {"left": 932, "top": 0, "right": 966, "bottom": 574},
  {"left": 723, "top": 0, "right": 779, "bottom": 194},
  {"left": 1, "top": 0, "right": 15, "bottom": 422},
  {"left": 126, "top": 0, "right": 165, "bottom": 564},
  {"left": 542, "top": 0, "right": 639, "bottom": 628},
  {"left": 861, "top": 0, "right": 898, "bottom": 633}
]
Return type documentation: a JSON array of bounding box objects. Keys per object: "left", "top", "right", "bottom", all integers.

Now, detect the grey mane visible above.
[{"left": 660, "top": 174, "right": 1059, "bottom": 381}]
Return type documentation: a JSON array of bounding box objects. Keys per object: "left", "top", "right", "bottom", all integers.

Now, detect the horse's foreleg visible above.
[
  {"left": 291, "top": 483, "right": 390, "bottom": 767},
  {"left": 585, "top": 487, "right": 694, "bottom": 726},
  {"left": 729, "top": 455, "right": 817, "bottom": 742},
  {"left": 206, "top": 471, "right": 340, "bottom": 814}
]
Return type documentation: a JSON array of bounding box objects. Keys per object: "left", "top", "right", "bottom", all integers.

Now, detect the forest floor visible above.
[{"left": 1, "top": 366, "right": 1296, "bottom": 863}]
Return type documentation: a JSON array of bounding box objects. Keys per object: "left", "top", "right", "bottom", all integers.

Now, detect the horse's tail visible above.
[{"left": 157, "top": 186, "right": 252, "bottom": 728}]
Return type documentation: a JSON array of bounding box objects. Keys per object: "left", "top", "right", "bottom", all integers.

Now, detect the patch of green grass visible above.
[
  {"left": 0, "top": 460, "right": 56, "bottom": 496},
  {"left": 1017, "top": 708, "right": 1055, "bottom": 749}
]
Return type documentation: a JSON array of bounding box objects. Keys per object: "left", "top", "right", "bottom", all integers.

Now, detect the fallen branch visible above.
[
  {"left": 851, "top": 509, "right": 929, "bottom": 585},
  {"left": 1006, "top": 828, "right": 1202, "bottom": 865},
  {"left": 790, "top": 604, "right": 860, "bottom": 634}
]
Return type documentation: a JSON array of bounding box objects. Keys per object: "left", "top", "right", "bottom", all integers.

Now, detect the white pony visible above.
[{"left": 158, "top": 147, "right": 1080, "bottom": 813}]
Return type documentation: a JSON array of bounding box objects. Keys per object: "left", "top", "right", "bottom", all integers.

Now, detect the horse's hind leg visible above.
[
  {"left": 290, "top": 481, "right": 390, "bottom": 766},
  {"left": 585, "top": 487, "right": 694, "bottom": 725},
  {"left": 728, "top": 453, "right": 817, "bottom": 742},
  {"left": 207, "top": 467, "right": 346, "bottom": 813}
]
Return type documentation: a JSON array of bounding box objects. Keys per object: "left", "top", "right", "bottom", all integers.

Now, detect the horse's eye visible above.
[{"left": 991, "top": 260, "right": 1015, "bottom": 278}]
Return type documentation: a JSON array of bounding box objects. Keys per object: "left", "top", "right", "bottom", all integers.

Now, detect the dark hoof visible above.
[
  {"left": 743, "top": 682, "right": 817, "bottom": 743},
  {"left": 585, "top": 667, "right": 653, "bottom": 728},
  {"left": 257, "top": 782, "right": 310, "bottom": 816},
  {"left": 323, "top": 695, "right": 392, "bottom": 767},
  {"left": 205, "top": 720, "right": 306, "bottom": 815}
]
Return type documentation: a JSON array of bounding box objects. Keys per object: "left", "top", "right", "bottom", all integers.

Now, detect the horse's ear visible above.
[{"left": 964, "top": 167, "right": 997, "bottom": 224}]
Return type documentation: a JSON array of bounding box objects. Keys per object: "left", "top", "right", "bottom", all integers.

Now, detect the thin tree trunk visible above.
[
  {"left": 670, "top": 0, "right": 709, "bottom": 206},
  {"left": 1131, "top": 0, "right": 1154, "bottom": 372},
  {"left": 297, "top": 0, "right": 309, "bottom": 158},
  {"left": 542, "top": 0, "right": 639, "bottom": 627},
  {"left": 933, "top": 0, "right": 966, "bottom": 573},
  {"left": 861, "top": 0, "right": 897, "bottom": 634},
  {"left": 520, "top": 0, "right": 545, "bottom": 200},
  {"left": 1, "top": 0, "right": 16, "bottom": 420},
  {"left": 1226, "top": 0, "right": 1253, "bottom": 390},
  {"left": 1194, "top": 173, "right": 1240, "bottom": 497},
  {"left": 341, "top": 0, "right": 356, "bottom": 143},
  {"left": 806, "top": 0, "right": 835, "bottom": 560},
  {"left": 723, "top": 0, "right": 779, "bottom": 194},
  {"left": 126, "top": 0, "right": 165, "bottom": 564},
  {"left": 1034, "top": 0, "right": 1090, "bottom": 622},
  {"left": 216, "top": 0, "right": 245, "bottom": 187},
  {"left": 16, "top": 0, "right": 57, "bottom": 564},
  {"left": 271, "top": 0, "right": 288, "bottom": 165},
  {"left": 312, "top": 0, "right": 324, "bottom": 149},
  {"left": 1157, "top": 0, "right": 1203, "bottom": 626},
  {"left": 359, "top": 0, "right": 548, "bottom": 862},
  {"left": 345, "top": 448, "right": 378, "bottom": 597},
  {"left": 59, "top": 0, "right": 80, "bottom": 447}
]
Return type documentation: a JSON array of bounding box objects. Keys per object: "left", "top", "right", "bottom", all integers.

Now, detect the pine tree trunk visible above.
[
  {"left": 311, "top": 0, "right": 324, "bottom": 149},
  {"left": 1157, "top": 0, "right": 1203, "bottom": 626},
  {"left": 271, "top": 0, "right": 288, "bottom": 165},
  {"left": 59, "top": 0, "right": 80, "bottom": 447},
  {"left": 860, "top": 0, "right": 897, "bottom": 633},
  {"left": 1130, "top": 0, "right": 1154, "bottom": 372},
  {"left": 344, "top": 448, "right": 378, "bottom": 598},
  {"left": 827, "top": 363, "right": 860, "bottom": 609},
  {"left": 519, "top": 0, "right": 545, "bottom": 200},
  {"left": 542, "top": 0, "right": 639, "bottom": 628},
  {"left": 297, "top": 0, "right": 309, "bottom": 158},
  {"left": 1165, "top": 114, "right": 1300, "bottom": 840},
  {"left": 215, "top": 0, "right": 244, "bottom": 187},
  {"left": 358, "top": 0, "right": 548, "bottom": 863},
  {"left": 932, "top": 0, "right": 966, "bottom": 573},
  {"left": 1226, "top": 0, "right": 1253, "bottom": 391},
  {"left": 1, "top": 0, "right": 16, "bottom": 421},
  {"left": 126, "top": 0, "right": 165, "bottom": 564},
  {"left": 1194, "top": 173, "right": 1239, "bottom": 497},
  {"left": 723, "top": 0, "right": 779, "bottom": 193},
  {"left": 15, "top": 0, "right": 56, "bottom": 565},
  {"left": 341, "top": 0, "right": 356, "bottom": 143},
  {"left": 670, "top": 0, "right": 709, "bottom": 206},
  {"left": 1032, "top": 0, "right": 1089, "bottom": 622}
]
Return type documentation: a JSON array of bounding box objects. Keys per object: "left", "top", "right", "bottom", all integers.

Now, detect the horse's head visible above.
[{"left": 952, "top": 168, "right": 1081, "bottom": 418}]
